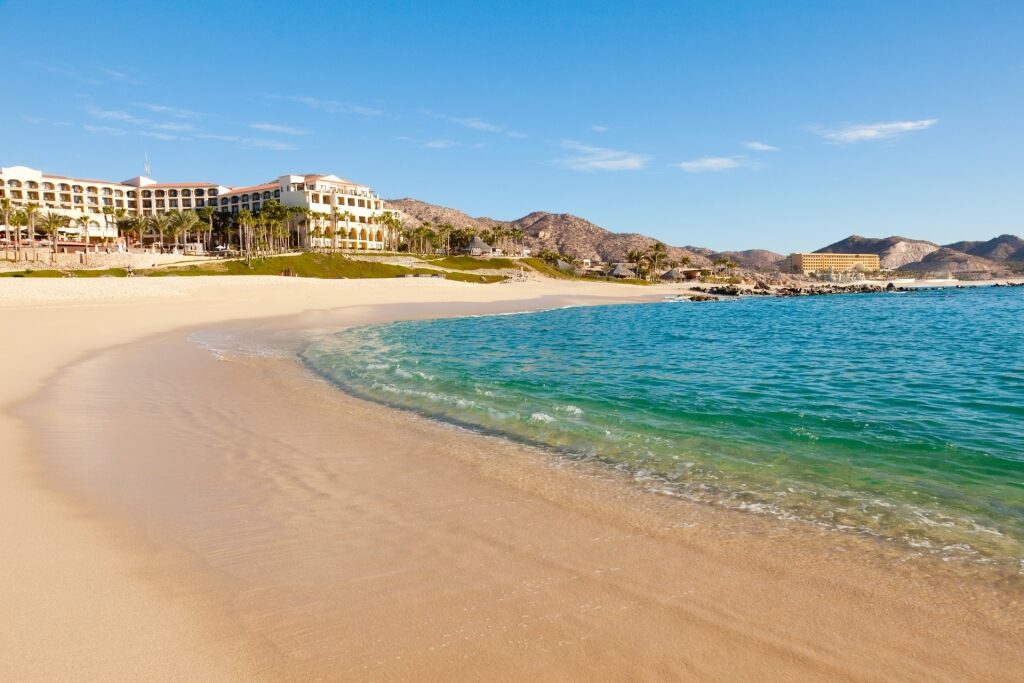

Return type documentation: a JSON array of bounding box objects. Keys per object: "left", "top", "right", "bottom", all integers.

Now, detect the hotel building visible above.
[
  {"left": 0, "top": 165, "right": 394, "bottom": 250},
  {"left": 787, "top": 252, "right": 881, "bottom": 274}
]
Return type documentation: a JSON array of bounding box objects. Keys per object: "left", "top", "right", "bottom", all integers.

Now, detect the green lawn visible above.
[{"left": 417, "top": 255, "right": 520, "bottom": 271}]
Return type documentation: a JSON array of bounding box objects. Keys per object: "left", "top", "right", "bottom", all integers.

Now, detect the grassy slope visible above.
[{"left": 416, "top": 255, "right": 520, "bottom": 271}]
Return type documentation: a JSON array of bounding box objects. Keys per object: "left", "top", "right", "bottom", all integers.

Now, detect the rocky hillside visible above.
[
  {"left": 898, "top": 248, "right": 1006, "bottom": 275},
  {"left": 815, "top": 235, "right": 939, "bottom": 269},
  {"left": 944, "top": 234, "right": 1024, "bottom": 262},
  {"left": 387, "top": 198, "right": 714, "bottom": 266}
]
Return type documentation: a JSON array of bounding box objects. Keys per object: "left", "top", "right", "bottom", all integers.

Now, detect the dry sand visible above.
[{"left": 1, "top": 276, "right": 1021, "bottom": 681}]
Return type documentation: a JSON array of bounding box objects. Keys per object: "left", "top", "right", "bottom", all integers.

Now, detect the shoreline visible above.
[
  {"left": 3, "top": 277, "right": 1022, "bottom": 679},
  {"left": 0, "top": 277, "right": 663, "bottom": 680}
]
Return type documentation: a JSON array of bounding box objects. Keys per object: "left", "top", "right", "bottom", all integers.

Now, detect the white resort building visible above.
[{"left": 0, "top": 165, "right": 395, "bottom": 250}]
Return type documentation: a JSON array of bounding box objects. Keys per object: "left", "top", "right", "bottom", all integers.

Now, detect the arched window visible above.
[
  {"left": 181, "top": 189, "right": 191, "bottom": 197},
  {"left": 42, "top": 182, "right": 55, "bottom": 190},
  {"left": 155, "top": 190, "right": 165, "bottom": 198},
  {"left": 7, "top": 180, "right": 21, "bottom": 187},
  {"left": 169, "top": 189, "right": 178, "bottom": 197},
  {"left": 142, "top": 190, "right": 152, "bottom": 198},
  {"left": 86, "top": 186, "right": 98, "bottom": 194},
  {"left": 263, "top": 191, "right": 271, "bottom": 200},
  {"left": 72, "top": 185, "right": 83, "bottom": 193}
]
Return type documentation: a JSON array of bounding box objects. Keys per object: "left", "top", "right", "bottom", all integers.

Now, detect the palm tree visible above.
[
  {"left": 38, "top": 211, "right": 67, "bottom": 261},
  {"left": 23, "top": 203, "right": 39, "bottom": 260},
  {"left": 171, "top": 210, "right": 200, "bottom": 253},
  {"left": 10, "top": 210, "right": 27, "bottom": 261},
  {"left": 146, "top": 213, "right": 171, "bottom": 251},
  {"left": 75, "top": 215, "right": 91, "bottom": 243},
  {"left": 648, "top": 242, "right": 668, "bottom": 280},
  {"left": 197, "top": 206, "right": 215, "bottom": 251},
  {"left": 1, "top": 198, "right": 14, "bottom": 261},
  {"left": 626, "top": 248, "right": 648, "bottom": 279}
]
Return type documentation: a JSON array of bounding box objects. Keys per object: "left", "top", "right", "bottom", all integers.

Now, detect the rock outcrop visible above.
[{"left": 816, "top": 235, "right": 939, "bottom": 269}]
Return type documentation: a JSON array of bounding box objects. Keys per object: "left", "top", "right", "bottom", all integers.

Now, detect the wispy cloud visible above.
[
  {"left": 266, "top": 95, "right": 386, "bottom": 117},
  {"left": 556, "top": 140, "right": 649, "bottom": 172},
  {"left": 100, "top": 67, "right": 144, "bottom": 85},
  {"left": 249, "top": 122, "right": 309, "bottom": 135},
  {"left": 195, "top": 133, "right": 297, "bottom": 151},
  {"left": 83, "top": 124, "right": 126, "bottom": 136},
  {"left": 677, "top": 156, "right": 753, "bottom": 172},
  {"left": 132, "top": 102, "right": 205, "bottom": 119},
  {"left": 86, "top": 105, "right": 148, "bottom": 126},
  {"left": 22, "top": 115, "right": 45, "bottom": 124},
  {"left": 139, "top": 131, "right": 182, "bottom": 141},
  {"left": 591, "top": 125, "right": 609, "bottom": 133},
  {"left": 423, "top": 138, "right": 458, "bottom": 149},
  {"left": 743, "top": 141, "right": 780, "bottom": 152},
  {"left": 448, "top": 115, "right": 527, "bottom": 139},
  {"left": 151, "top": 122, "right": 196, "bottom": 132},
  {"left": 814, "top": 119, "right": 937, "bottom": 144}
]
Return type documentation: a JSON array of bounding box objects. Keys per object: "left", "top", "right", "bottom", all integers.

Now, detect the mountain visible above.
[
  {"left": 387, "top": 198, "right": 713, "bottom": 266},
  {"left": 815, "top": 235, "right": 939, "bottom": 269},
  {"left": 944, "top": 234, "right": 1024, "bottom": 262},
  {"left": 899, "top": 248, "right": 1006, "bottom": 275},
  {"left": 714, "top": 249, "right": 785, "bottom": 270}
]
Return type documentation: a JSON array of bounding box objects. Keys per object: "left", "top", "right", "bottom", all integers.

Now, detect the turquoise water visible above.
[{"left": 301, "top": 288, "right": 1024, "bottom": 567}]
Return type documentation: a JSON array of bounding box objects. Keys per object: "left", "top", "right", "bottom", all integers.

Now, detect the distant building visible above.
[
  {"left": 464, "top": 235, "right": 493, "bottom": 256},
  {"left": 0, "top": 165, "right": 396, "bottom": 250},
  {"left": 787, "top": 252, "right": 880, "bottom": 275}
]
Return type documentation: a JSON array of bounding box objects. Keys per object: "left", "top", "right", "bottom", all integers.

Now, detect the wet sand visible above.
[{"left": 3, "top": 277, "right": 1023, "bottom": 680}]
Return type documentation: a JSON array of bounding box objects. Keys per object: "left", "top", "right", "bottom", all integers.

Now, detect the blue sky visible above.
[{"left": 1, "top": 0, "right": 1021, "bottom": 252}]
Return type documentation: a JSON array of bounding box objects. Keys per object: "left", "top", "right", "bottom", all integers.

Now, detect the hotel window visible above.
[
  {"left": 116, "top": 200, "right": 124, "bottom": 208},
  {"left": 44, "top": 192, "right": 56, "bottom": 201},
  {"left": 169, "top": 200, "right": 179, "bottom": 208},
  {"left": 184, "top": 199, "right": 193, "bottom": 208},
  {"left": 11, "top": 190, "right": 22, "bottom": 199},
  {"left": 86, "top": 186, "right": 98, "bottom": 194},
  {"left": 169, "top": 190, "right": 178, "bottom": 197},
  {"left": 72, "top": 185, "right": 83, "bottom": 193},
  {"left": 127, "top": 191, "right": 136, "bottom": 198},
  {"left": 142, "top": 190, "right": 152, "bottom": 198},
  {"left": 182, "top": 189, "right": 191, "bottom": 197},
  {"left": 28, "top": 191, "right": 39, "bottom": 200},
  {"left": 221, "top": 198, "right": 229, "bottom": 206},
  {"left": 88, "top": 196, "right": 98, "bottom": 204},
  {"left": 194, "top": 188, "right": 204, "bottom": 196},
  {"left": 231, "top": 197, "right": 238, "bottom": 204},
  {"left": 7, "top": 180, "right": 21, "bottom": 187},
  {"left": 311, "top": 193, "right": 320, "bottom": 203},
  {"left": 274, "top": 190, "right": 280, "bottom": 198},
  {"left": 208, "top": 189, "right": 218, "bottom": 197},
  {"left": 103, "top": 198, "right": 112, "bottom": 206},
  {"left": 155, "top": 190, "right": 165, "bottom": 198},
  {"left": 263, "top": 191, "right": 271, "bottom": 200},
  {"left": 128, "top": 200, "right": 137, "bottom": 209},
  {"left": 347, "top": 198, "right": 355, "bottom": 206},
  {"left": 252, "top": 203, "right": 260, "bottom": 212},
  {"left": 59, "top": 183, "right": 71, "bottom": 191},
  {"left": 196, "top": 199, "right": 204, "bottom": 207},
  {"left": 27, "top": 181, "right": 39, "bottom": 189},
  {"left": 114, "top": 190, "right": 123, "bottom": 197},
  {"left": 156, "top": 200, "right": 165, "bottom": 208},
  {"left": 42, "top": 182, "right": 55, "bottom": 190},
  {"left": 102, "top": 188, "right": 112, "bottom": 195},
  {"left": 73, "top": 196, "right": 83, "bottom": 204}
]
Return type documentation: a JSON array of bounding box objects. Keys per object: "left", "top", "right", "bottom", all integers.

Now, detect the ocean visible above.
[{"left": 301, "top": 287, "right": 1024, "bottom": 569}]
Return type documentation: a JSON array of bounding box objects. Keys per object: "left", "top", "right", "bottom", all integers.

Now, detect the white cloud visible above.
[
  {"left": 22, "top": 115, "right": 44, "bottom": 124},
  {"left": 249, "top": 122, "right": 309, "bottom": 135},
  {"left": 423, "top": 139, "right": 458, "bottom": 149},
  {"left": 591, "top": 125, "right": 609, "bottom": 133},
  {"left": 195, "top": 133, "right": 296, "bottom": 151},
  {"left": 151, "top": 122, "right": 195, "bottom": 132},
  {"left": 139, "top": 131, "right": 181, "bottom": 141},
  {"left": 131, "top": 102, "right": 204, "bottom": 119},
  {"left": 267, "top": 95, "right": 386, "bottom": 117},
  {"left": 815, "top": 119, "right": 937, "bottom": 144},
  {"left": 432, "top": 113, "right": 527, "bottom": 139},
  {"left": 83, "top": 124, "right": 126, "bottom": 136},
  {"left": 677, "top": 156, "right": 751, "bottom": 172},
  {"left": 556, "top": 140, "right": 649, "bottom": 172},
  {"left": 744, "top": 141, "right": 780, "bottom": 152},
  {"left": 86, "top": 105, "right": 147, "bottom": 125}
]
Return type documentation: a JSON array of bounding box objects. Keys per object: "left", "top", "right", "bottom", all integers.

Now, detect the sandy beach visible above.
[{"left": 2, "top": 276, "right": 1022, "bottom": 681}]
